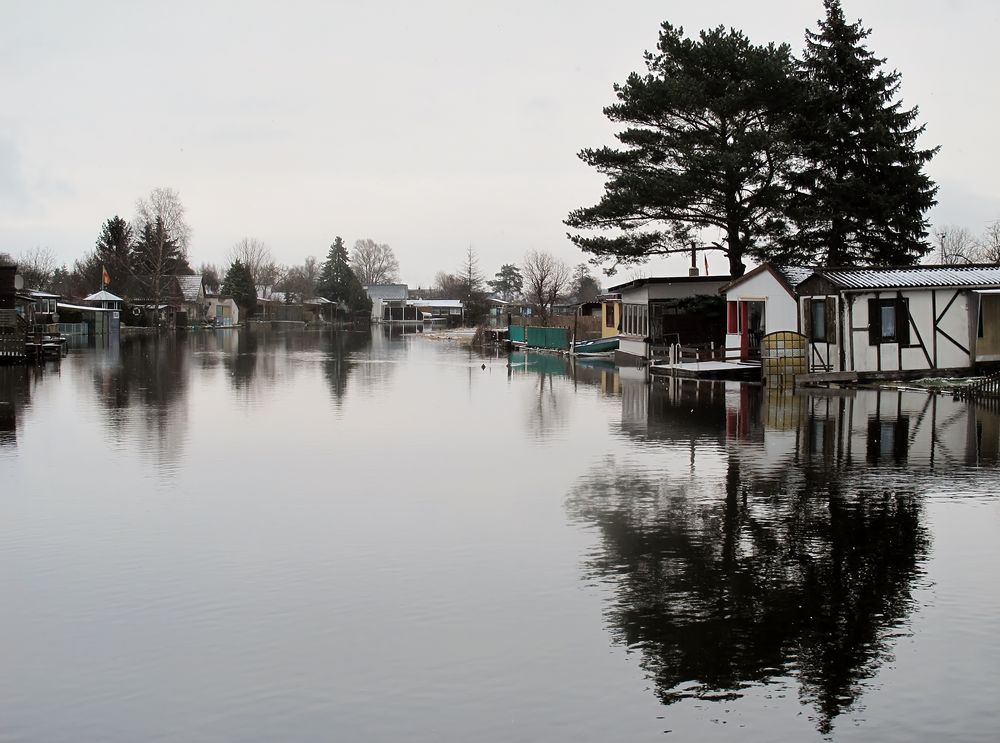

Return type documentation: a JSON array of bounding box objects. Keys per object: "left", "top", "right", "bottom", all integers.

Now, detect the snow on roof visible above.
[
  {"left": 83, "top": 290, "right": 124, "bottom": 302},
  {"left": 176, "top": 275, "right": 204, "bottom": 302},
  {"left": 816, "top": 265, "right": 1000, "bottom": 290},
  {"left": 407, "top": 298, "right": 464, "bottom": 308},
  {"left": 775, "top": 265, "right": 816, "bottom": 287},
  {"left": 366, "top": 284, "right": 409, "bottom": 300}
]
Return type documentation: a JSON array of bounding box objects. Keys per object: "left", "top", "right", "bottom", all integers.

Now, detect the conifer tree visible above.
[
  {"left": 566, "top": 24, "right": 800, "bottom": 278},
  {"left": 787, "top": 0, "right": 938, "bottom": 266},
  {"left": 317, "top": 236, "right": 371, "bottom": 313},
  {"left": 222, "top": 259, "right": 258, "bottom": 321},
  {"left": 95, "top": 216, "right": 134, "bottom": 288}
]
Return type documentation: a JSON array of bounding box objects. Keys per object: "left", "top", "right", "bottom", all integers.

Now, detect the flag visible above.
[{"left": 102, "top": 266, "right": 110, "bottom": 286}]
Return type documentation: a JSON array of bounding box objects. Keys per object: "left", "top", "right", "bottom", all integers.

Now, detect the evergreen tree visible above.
[
  {"left": 222, "top": 259, "right": 258, "bottom": 321},
  {"left": 96, "top": 216, "right": 134, "bottom": 288},
  {"left": 786, "top": 0, "right": 938, "bottom": 266},
  {"left": 132, "top": 217, "right": 190, "bottom": 304},
  {"left": 317, "top": 236, "right": 371, "bottom": 313},
  {"left": 488, "top": 264, "right": 523, "bottom": 301},
  {"left": 566, "top": 24, "right": 801, "bottom": 278},
  {"left": 457, "top": 246, "right": 487, "bottom": 324}
]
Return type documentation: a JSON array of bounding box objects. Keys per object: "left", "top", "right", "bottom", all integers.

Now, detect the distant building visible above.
[{"left": 366, "top": 284, "right": 409, "bottom": 322}]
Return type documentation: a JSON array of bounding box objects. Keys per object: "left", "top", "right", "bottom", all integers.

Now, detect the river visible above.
[{"left": 2, "top": 327, "right": 999, "bottom": 742}]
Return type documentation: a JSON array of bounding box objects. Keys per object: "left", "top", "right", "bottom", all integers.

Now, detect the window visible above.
[
  {"left": 605, "top": 303, "right": 615, "bottom": 328},
  {"left": 804, "top": 297, "right": 837, "bottom": 343},
  {"left": 868, "top": 298, "right": 910, "bottom": 345},
  {"left": 811, "top": 299, "right": 827, "bottom": 341},
  {"left": 727, "top": 301, "right": 739, "bottom": 333},
  {"left": 622, "top": 303, "right": 649, "bottom": 337}
]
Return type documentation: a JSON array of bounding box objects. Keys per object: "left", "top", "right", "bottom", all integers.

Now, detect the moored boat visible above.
[{"left": 573, "top": 335, "right": 619, "bottom": 355}]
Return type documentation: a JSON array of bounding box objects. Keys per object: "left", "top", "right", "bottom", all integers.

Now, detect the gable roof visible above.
[
  {"left": 719, "top": 263, "right": 815, "bottom": 296},
  {"left": 808, "top": 265, "right": 1000, "bottom": 291},
  {"left": 176, "top": 274, "right": 204, "bottom": 302}
]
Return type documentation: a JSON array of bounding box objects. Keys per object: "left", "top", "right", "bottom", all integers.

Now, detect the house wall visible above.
[
  {"left": 601, "top": 300, "right": 620, "bottom": 338},
  {"left": 723, "top": 270, "right": 798, "bottom": 359},
  {"left": 840, "top": 289, "right": 973, "bottom": 374}
]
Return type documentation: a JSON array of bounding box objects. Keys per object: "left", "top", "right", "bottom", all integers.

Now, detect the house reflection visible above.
[
  {"left": 0, "top": 365, "right": 39, "bottom": 448},
  {"left": 569, "top": 379, "right": 999, "bottom": 733}
]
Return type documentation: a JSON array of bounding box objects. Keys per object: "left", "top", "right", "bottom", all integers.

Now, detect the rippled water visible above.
[{"left": 2, "top": 328, "right": 999, "bottom": 741}]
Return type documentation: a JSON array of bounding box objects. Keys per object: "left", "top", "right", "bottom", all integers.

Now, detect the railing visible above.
[{"left": 959, "top": 371, "right": 1000, "bottom": 399}]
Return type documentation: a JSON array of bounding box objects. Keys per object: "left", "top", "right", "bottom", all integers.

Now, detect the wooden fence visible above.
[{"left": 959, "top": 371, "right": 1000, "bottom": 399}]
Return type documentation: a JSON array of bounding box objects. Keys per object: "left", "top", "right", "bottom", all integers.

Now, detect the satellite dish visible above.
[{"left": 14, "top": 274, "right": 24, "bottom": 290}]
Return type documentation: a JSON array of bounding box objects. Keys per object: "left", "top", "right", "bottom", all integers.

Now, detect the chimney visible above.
[{"left": 688, "top": 241, "right": 699, "bottom": 277}]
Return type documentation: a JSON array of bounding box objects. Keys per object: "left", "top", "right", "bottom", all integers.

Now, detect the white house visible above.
[
  {"left": 365, "top": 284, "right": 409, "bottom": 322},
  {"left": 795, "top": 265, "right": 1000, "bottom": 377},
  {"left": 609, "top": 274, "right": 731, "bottom": 365},
  {"left": 719, "top": 264, "right": 814, "bottom": 362}
]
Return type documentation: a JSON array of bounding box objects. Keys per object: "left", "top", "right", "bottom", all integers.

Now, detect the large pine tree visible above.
[
  {"left": 95, "top": 216, "right": 133, "bottom": 289},
  {"left": 317, "top": 237, "right": 370, "bottom": 313},
  {"left": 566, "top": 24, "right": 801, "bottom": 278},
  {"left": 787, "top": 0, "right": 938, "bottom": 266},
  {"left": 132, "top": 216, "right": 191, "bottom": 303}
]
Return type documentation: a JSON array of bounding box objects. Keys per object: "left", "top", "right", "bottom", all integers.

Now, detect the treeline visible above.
[{"left": 567, "top": 0, "right": 940, "bottom": 277}]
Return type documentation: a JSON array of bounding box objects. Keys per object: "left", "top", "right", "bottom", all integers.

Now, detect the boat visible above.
[{"left": 573, "top": 336, "right": 619, "bottom": 355}]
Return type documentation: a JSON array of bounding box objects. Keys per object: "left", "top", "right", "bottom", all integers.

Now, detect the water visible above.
[{"left": 2, "top": 328, "right": 999, "bottom": 742}]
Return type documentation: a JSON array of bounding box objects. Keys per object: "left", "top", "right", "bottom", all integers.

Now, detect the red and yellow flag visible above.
[{"left": 102, "top": 266, "right": 110, "bottom": 286}]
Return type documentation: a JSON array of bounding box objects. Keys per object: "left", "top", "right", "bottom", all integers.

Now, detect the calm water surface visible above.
[{"left": 2, "top": 328, "right": 999, "bottom": 742}]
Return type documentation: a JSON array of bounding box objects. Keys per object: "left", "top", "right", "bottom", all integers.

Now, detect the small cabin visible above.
[
  {"left": 795, "top": 265, "right": 1000, "bottom": 378},
  {"left": 719, "top": 264, "right": 814, "bottom": 362},
  {"left": 609, "top": 274, "right": 730, "bottom": 365}
]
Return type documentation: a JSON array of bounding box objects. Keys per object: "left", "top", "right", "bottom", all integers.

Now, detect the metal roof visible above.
[
  {"left": 817, "top": 265, "right": 1000, "bottom": 290},
  {"left": 608, "top": 274, "right": 730, "bottom": 292},
  {"left": 176, "top": 275, "right": 204, "bottom": 302},
  {"left": 366, "top": 284, "right": 409, "bottom": 300},
  {"left": 408, "top": 299, "right": 463, "bottom": 308}
]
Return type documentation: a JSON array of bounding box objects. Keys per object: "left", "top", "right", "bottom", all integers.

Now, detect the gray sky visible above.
[{"left": 2, "top": 0, "right": 998, "bottom": 287}]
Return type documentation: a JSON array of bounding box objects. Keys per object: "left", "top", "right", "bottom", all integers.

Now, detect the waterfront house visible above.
[
  {"left": 176, "top": 275, "right": 207, "bottom": 325},
  {"left": 795, "top": 264, "right": 1000, "bottom": 378},
  {"left": 366, "top": 284, "right": 410, "bottom": 322},
  {"left": 206, "top": 292, "right": 240, "bottom": 326},
  {"left": 408, "top": 298, "right": 464, "bottom": 324},
  {"left": 609, "top": 274, "right": 730, "bottom": 365},
  {"left": 719, "top": 264, "right": 814, "bottom": 362}
]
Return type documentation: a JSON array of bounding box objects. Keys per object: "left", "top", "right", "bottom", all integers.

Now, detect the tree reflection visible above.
[
  {"left": 567, "top": 381, "right": 942, "bottom": 734},
  {"left": 91, "top": 333, "right": 189, "bottom": 464},
  {"left": 322, "top": 329, "right": 370, "bottom": 405}
]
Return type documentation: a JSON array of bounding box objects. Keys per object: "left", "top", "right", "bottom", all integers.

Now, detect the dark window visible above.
[
  {"left": 978, "top": 302, "right": 984, "bottom": 339},
  {"left": 868, "top": 298, "right": 910, "bottom": 345},
  {"left": 811, "top": 299, "right": 827, "bottom": 341},
  {"left": 605, "top": 303, "right": 614, "bottom": 328}
]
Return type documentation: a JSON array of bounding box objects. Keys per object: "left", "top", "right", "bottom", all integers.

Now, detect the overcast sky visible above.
[{"left": 2, "top": 0, "right": 998, "bottom": 287}]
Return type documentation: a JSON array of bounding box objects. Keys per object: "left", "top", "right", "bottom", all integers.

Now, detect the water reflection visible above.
[
  {"left": 569, "top": 380, "right": 1000, "bottom": 733},
  {"left": 0, "top": 365, "right": 40, "bottom": 447}
]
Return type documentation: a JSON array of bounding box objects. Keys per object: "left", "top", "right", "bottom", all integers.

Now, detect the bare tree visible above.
[
  {"left": 199, "top": 263, "right": 221, "bottom": 293},
  {"left": 932, "top": 225, "right": 979, "bottom": 264},
  {"left": 350, "top": 238, "right": 399, "bottom": 286},
  {"left": 278, "top": 256, "right": 320, "bottom": 301},
  {"left": 228, "top": 238, "right": 277, "bottom": 288},
  {"left": 135, "top": 187, "right": 192, "bottom": 254},
  {"left": 522, "top": 250, "right": 571, "bottom": 322},
  {"left": 16, "top": 247, "right": 57, "bottom": 290},
  {"left": 979, "top": 222, "right": 1000, "bottom": 264}
]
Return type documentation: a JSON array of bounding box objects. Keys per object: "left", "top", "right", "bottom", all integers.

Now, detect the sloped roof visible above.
[
  {"left": 366, "top": 284, "right": 408, "bottom": 300},
  {"left": 176, "top": 275, "right": 204, "bottom": 302},
  {"left": 84, "top": 290, "right": 124, "bottom": 302},
  {"left": 813, "top": 265, "right": 1000, "bottom": 291},
  {"left": 719, "top": 263, "right": 816, "bottom": 296}
]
